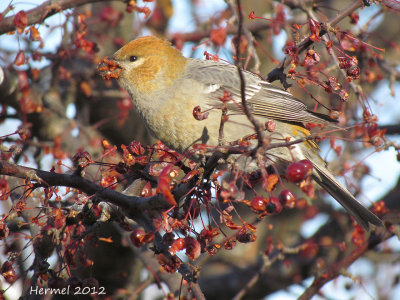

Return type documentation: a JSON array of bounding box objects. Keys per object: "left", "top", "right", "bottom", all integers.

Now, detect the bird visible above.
[{"left": 99, "top": 35, "right": 382, "bottom": 230}]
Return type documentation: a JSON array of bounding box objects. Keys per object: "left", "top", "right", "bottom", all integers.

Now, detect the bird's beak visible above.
[{"left": 98, "top": 56, "right": 123, "bottom": 80}]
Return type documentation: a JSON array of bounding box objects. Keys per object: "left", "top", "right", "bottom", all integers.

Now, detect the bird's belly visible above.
[{"left": 142, "top": 95, "right": 222, "bottom": 152}]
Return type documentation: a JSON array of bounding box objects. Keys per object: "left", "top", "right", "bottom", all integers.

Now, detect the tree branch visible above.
[
  {"left": 0, "top": 160, "right": 194, "bottom": 217},
  {"left": 0, "top": 0, "right": 119, "bottom": 35}
]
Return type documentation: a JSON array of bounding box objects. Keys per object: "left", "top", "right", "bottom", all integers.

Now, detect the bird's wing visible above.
[{"left": 185, "top": 59, "right": 333, "bottom": 125}]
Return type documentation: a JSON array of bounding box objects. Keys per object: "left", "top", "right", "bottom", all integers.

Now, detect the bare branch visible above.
[
  {"left": 0, "top": 0, "right": 119, "bottom": 35},
  {"left": 298, "top": 229, "right": 391, "bottom": 300}
]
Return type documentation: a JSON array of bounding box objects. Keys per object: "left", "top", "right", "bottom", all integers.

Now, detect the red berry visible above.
[
  {"left": 1, "top": 261, "right": 17, "bottom": 284},
  {"left": 130, "top": 229, "right": 146, "bottom": 247},
  {"left": 286, "top": 160, "right": 313, "bottom": 182},
  {"left": 278, "top": 190, "right": 296, "bottom": 208},
  {"left": 299, "top": 160, "right": 313, "bottom": 174},
  {"left": 251, "top": 196, "right": 266, "bottom": 211},
  {"left": 367, "top": 123, "right": 379, "bottom": 138}
]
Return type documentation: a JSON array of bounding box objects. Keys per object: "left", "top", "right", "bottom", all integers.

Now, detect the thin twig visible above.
[
  {"left": 267, "top": 0, "right": 364, "bottom": 81},
  {"left": 232, "top": 254, "right": 284, "bottom": 300},
  {"left": 0, "top": 0, "right": 115, "bottom": 35},
  {"left": 233, "top": 0, "right": 265, "bottom": 150},
  {"left": 304, "top": 6, "right": 367, "bottom": 110},
  {"left": 298, "top": 229, "right": 391, "bottom": 300}
]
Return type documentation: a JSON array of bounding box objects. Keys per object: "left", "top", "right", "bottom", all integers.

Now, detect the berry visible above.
[
  {"left": 265, "top": 197, "right": 282, "bottom": 214},
  {"left": 270, "top": 197, "right": 282, "bottom": 213},
  {"left": 130, "top": 229, "right": 146, "bottom": 247},
  {"left": 278, "top": 190, "right": 296, "bottom": 208},
  {"left": 251, "top": 196, "right": 266, "bottom": 211},
  {"left": 286, "top": 160, "right": 313, "bottom": 182},
  {"left": 299, "top": 159, "right": 313, "bottom": 174}
]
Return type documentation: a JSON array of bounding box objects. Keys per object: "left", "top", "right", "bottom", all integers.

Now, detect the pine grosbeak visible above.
[{"left": 100, "top": 35, "right": 382, "bottom": 230}]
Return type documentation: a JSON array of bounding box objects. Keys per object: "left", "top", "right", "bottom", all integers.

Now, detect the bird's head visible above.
[{"left": 99, "top": 36, "right": 187, "bottom": 95}]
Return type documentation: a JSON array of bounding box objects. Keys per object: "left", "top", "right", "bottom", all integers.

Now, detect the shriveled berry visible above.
[
  {"left": 269, "top": 197, "right": 282, "bottom": 213},
  {"left": 266, "top": 202, "right": 276, "bottom": 213}
]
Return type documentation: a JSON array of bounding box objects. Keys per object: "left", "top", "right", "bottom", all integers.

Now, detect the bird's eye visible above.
[{"left": 129, "top": 56, "right": 138, "bottom": 62}]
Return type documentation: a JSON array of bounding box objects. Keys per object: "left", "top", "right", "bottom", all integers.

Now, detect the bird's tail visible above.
[{"left": 310, "top": 159, "right": 382, "bottom": 230}]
